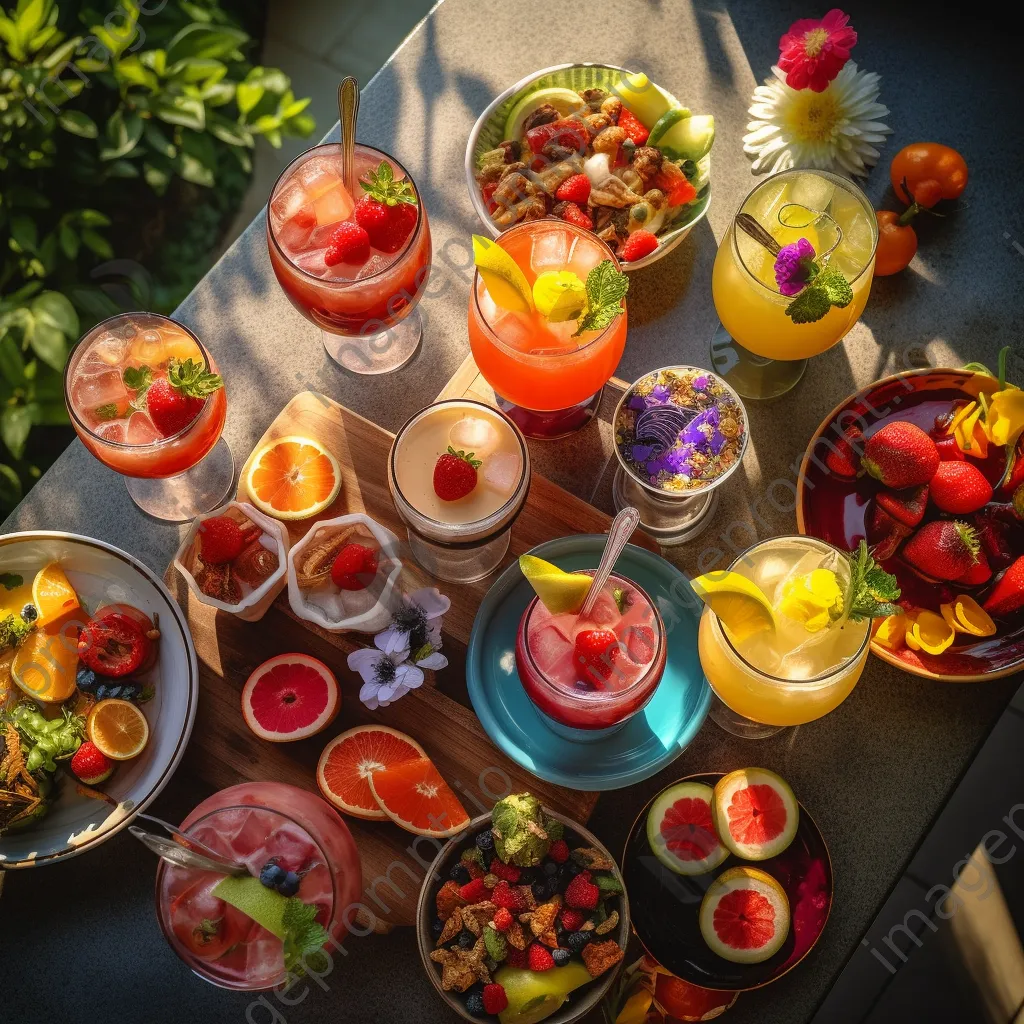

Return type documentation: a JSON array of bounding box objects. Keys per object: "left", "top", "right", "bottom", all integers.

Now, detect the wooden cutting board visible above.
[{"left": 164, "top": 391, "right": 657, "bottom": 928}]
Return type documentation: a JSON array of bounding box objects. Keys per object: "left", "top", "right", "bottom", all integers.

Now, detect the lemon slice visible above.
[
  {"left": 473, "top": 235, "right": 533, "bottom": 314},
  {"left": 533, "top": 271, "right": 587, "bottom": 322},
  {"left": 519, "top": 555, "right": 592, "bottom": 613},
  {"left": 691, "top": 571, "right": 776, "bottom": 642}
]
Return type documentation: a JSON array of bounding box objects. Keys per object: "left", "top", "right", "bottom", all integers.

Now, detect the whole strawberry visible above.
[
  {"left": 147, "top": 358, "right": 222, "bottom": 437},
  {"left": 983, "top": 555, "right": 1024, "bottom": 616},
  {"left": 482, "top": 984, "right": 509, "bottom": 1014},
  {"left": 527, "top": 943, "right": 555, "bottom": 971},
  {"left": 555, "top": 173, "right": 591, "bottom": 205},
  {"left": 574, "top": 629, "right": 621, "bottom": 688},
  {"left": 198, "top": 516, "right": 245, "bottom": 565},
  {"left": 433, "top": 447, "right": 481, "bottom": 501},
  {"left": 862, "top": 422, "right": 940, "bottom": 489},
  {"left": 564, "top": 870, "right": 599, "bottom": 910},
  {"left": 824, "top": 423, "right": 863, "bottom": 478},
  {"left": 617, "top": 108, "right": 649, "bottom": 145},
  {"left": 958, "top": 547, "right": 992, "bottom": 586},
  {"left": 929, "top": 461, "right": 993, "bottom": 514},
  {"left": 619, "top": 230, "right": 659, "bottom": 263},
  {"left": 903, "top": 520, "right": 980, "bottom": 581},
  {"left": 876, "top": 484, "right": 929, "bottom": 528},
  {"left": 70, "top": 741, "right": 114, "bottom": 786},
  {"left": 330, "top": 543, "right": 379, "bottom": 590},
  {"left": 354, "top": 160, "right": 419, "bottom": 253}
]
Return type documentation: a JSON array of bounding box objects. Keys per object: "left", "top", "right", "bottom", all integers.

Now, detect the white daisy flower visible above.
[{"left": 743, "top": 62, "right": 891, "bottom": 177}]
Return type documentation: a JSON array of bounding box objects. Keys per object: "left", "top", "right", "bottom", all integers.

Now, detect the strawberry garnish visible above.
[
  {"left": 198, "top": 516, "right": 245, "bottom": 565},
  {"left": 146, "top": 358, "right": 222, "bottom": 438},
  {"left": 574, "top": 629, "right": 621, "bottom": 688},
  {"left": 619, "top": 230, "right": 659, "bottom": 262},
  {"left": 983, "top": 555, "right": 1024, "bottom": 616},
  {"left": 330, "top": 543, "right": 379, "bottom": 590},
  {"left": 433, "top": 446, "right": 481, "bottom": 501},
  {"left": 555, "top": 173, "right": 591, "bottom": 205},
  {"left": 324, "top": 222, "right": 371, "bottom": 266},
  {"left": 354, "top": 160, "right": 419, "bottom": 254},
  {"left": 824, "top": 423, "right": 863, "bottom": 478},
  {"left": 70, "top": 741, "right": 114, "bottom": 786}
]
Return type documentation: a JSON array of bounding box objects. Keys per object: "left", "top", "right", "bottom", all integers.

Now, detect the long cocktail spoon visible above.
[
  {"left": 338, "top": 76, "right": 360, "bottom": 197},
  {"left": 130, "top": 813, "right": 247, "bottom": 876},
  {"left": 579, "top": 506, "right": 641, "bottom": 619}
]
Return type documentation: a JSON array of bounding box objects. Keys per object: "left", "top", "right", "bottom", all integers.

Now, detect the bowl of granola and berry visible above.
[
  {"left": 466, "top": 64, "right": 714, "bottom": 269},
  {"left": 418, "top": 793, "right": 629, "bottom": 1024}
]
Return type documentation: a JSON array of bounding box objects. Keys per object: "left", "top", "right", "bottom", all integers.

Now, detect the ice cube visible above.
[
  {"left": 528, "top": 624, "right": 573, "bottom": 675},
  {"left": 267, "top": 821, "right": 317, "bottom": 873},
  {"left": 585, "top": 587, "right": 620, "bottom": 626},
  {"left": 313, "top": 183, "right": 354, "bottom": 226},
  {"left": 92, "top": 331, "right": 127, "bottom": 366},
  {"left": 276, "top": 215, "right": 314, "bottom": 253},
  {"left": 307, "top": 585, "right": 345, "bottom": 621},
  {"left": 547, "top": 613, "right": 579, "bottom": 641},
  {"left": 356, "top": 254, "right": 391, "bottom": 280},
  {"left": 487, "top": 309, "right": 534, "bottom": 353},
  {"left": 293, "top": 248, "right": 331, "bottom": 278},
  {"left": 93, "top": 420, "right": 126, "bottom": 443},
  {"left": 308, "top": 223, "right": 339, "bottom": 249},
  {"left": 244, "top": 933, "right": 286, "bottom": 986},
  {"left": 530, "top": 226, "right": 574, "bottom": 273},
  {"left": 298, "top": 158, "right": 343, "bottom": 199},
  {"left": 787, "top": 173, "right": 836, "bottom": 214},
  {"left": 126, "top": 412, "right": 161, "bottom": 445},
  {"left": 338, "top": 587, "right": 380, "bottom": 619},
  {"left": 129, "top": 329, "right": 165, "bottom": 365},
  {"left": 450, "top": 416, "right": 500, "bottom": 459},
  {"left": 747, "top": 178, "right": 788, "bottom": 224},
  {"left": 270, "top": 181, "right": 308, "bottom": 226},
  {"left": 481, "top": 450, "right": 522, "bottom": 496},
  {"left": 72, "top": 369, "right": 129, "bottom": 418}
]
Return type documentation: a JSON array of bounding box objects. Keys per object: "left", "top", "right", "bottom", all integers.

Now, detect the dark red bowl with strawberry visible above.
[{"left": 797, "top": 367, "right": 1024, "bottom": 681}]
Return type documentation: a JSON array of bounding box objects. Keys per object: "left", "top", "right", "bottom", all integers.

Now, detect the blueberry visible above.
[
  {"left": 475, "top": 830, "right": 495, "bottom": 854},
  {"left": 449, "top": 863, "right": 471, "bottom": 884},
  {"left": 94, "top": 683, "right": 109, "bottom": 700},
  {"left": 458, "top": 930, "right": 476, "bottom": 950},
  {"left": 519, "top": 866, "right": 539, "bottom": 885},
  {"left": 531, "top": 881, "right": 546, "bottom": 901},
  {"left": 543, "top": 861, "right": 558, "bottom": 877},
  {"left": 277, "top": 871, "right": 301, "bottom": 898},
  {"left": 20, "top": 603, "right": 38, "bottom": 623},
  {"left": 76, "top": 667, "right": 97, "bottom": 692},
  {"left": 552, "top": 948, "right": 572, "bottom": 967},
  {"left": 465, "top": 992, "right": 485, "bottom": 1016},
  {"left": 431, "top": 917, "right": 444, "bottom": 938},
  {"left": 542, "top": 876, "right": 559, "bottom": 899},
  {"left": 259, "top": 861, "right": 285, "bottom": 889},
  {"left": 106, "top": 685, "right": 123, "bottom": 699},
  {"left": 119, "top": 683, "right": 139, "bottom": 701},
  {"left": 566, "top": 931, "right": 592, "bottom": 953}
]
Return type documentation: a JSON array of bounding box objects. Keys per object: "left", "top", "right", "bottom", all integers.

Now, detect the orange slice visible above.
[
  {"left": 88, "top": 698, "right": 150, "bottom": 759},
  {"left": 317, "top": 725, "right": 426, "bottom": 820},
  {"left": 11, "top": 623, "right": 80, "bottom": 703},
  {"left": 32, "top": 562, "right": 80, "bottom": 627},
  {"left": 368, "top": 756, "right": 470, "bottom": 837},
  {"left": 245, "top": 435, "right": 341, "bottom": 520}
]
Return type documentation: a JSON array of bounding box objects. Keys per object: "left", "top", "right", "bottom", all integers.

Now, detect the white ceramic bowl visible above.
[
  {"left": 173, "top": 501, "right": 289, "bottom": 622},
  {"left": 0, "top": 532, "right": 198, "bottom": 868},
  {"left": 287, "top": 513, "right": 403, "bottom": 634},
  {"left": 465, "top": 62, "right": 712, "bottom": 271}
]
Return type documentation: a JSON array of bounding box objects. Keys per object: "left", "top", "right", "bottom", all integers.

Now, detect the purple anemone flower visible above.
[{"left": 774, "top": 237, "right": 816, "bottom": 296}]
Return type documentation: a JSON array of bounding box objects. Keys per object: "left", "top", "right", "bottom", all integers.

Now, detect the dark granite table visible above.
[{"left": 3, "top": 2, "right": 1021, "bottom": 1022}]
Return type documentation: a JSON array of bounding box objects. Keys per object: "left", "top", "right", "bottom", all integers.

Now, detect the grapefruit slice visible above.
[
  {"left": 646, "top": 781, "right": 728, "bottom": 876},
  {"left": 699, "top": 866, "right": 790, "bottom": 964},
  {"left": 245, "top": 435, "right": 341, "bottom": 520},
  {"left": 317, "top": 725, "right": 425, "bottom": 820},
  {"left": 712, "top": 768, "right": 799, "bottom": 861},
  {"left": 241, "top": 653, "right": 339, "bottom": 742},
  {"left": 368, "top": 757, "right": 469, "bottom": 837}
]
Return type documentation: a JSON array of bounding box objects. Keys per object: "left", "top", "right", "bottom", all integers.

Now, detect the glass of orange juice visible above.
[
  {"left": 710, "top": 169, "right": 877, "bottom": 400},
  {"left": 468, "top": 220, "right": 627, "bottom": 439}
]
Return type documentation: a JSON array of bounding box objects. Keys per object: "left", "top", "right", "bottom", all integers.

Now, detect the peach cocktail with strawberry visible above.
[
  {"left": 515, "top": 555, "right": 666, "bottom": 735},
  {"left": 266, "top": 143, "right": 431, "bottom": 375},
  {"left": 64, "top": 312, "right": 230, "bottom": 521}
]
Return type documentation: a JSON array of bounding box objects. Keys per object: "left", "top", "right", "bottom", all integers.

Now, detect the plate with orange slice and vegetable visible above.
[
  {"left": 0, "top": 532, "right": 197, "bottom": 867},
  {"left": 797, "top": 353, "right": 1024, "bottom": 681}
]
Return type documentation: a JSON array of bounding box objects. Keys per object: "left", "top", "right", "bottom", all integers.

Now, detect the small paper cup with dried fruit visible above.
[
  {"left": 288, "top": 513, "right": 403, "bottom": 634},
  {"left": 174, "top": 501, "right": 290, "bottom": 621}
]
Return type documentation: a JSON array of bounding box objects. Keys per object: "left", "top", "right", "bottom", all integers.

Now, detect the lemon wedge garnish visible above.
[
  {"left": 473, "top": 234, "right": 533, "bottom": 314},
  {"left": 691, "top": 571, "right": 776, "bottom": 642},
  {"left": 519, "top": 554, "right": 592, "bottom": 613},
  {"left": 533, "top": 271, "right": 587, "bottom": 322}
]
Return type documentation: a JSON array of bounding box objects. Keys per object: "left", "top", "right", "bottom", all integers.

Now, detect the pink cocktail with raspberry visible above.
[
  {"left": 155, "top": 782, "right": 362, "bottom": 991},
  {"left": 515, "top": 573, "right": 666, "bottom": 735},
  {"left": 266, "top": 143, "right": 431, "bottom": 375}
]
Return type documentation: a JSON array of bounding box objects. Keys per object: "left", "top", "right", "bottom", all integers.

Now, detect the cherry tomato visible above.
[
  {"left": 170, "top": 878, "right": 247, "bottom": 960},
  {"left": 891, "top": 143, "right": 968, "bottom": 208},
  {"left": 94, "top": 603, "right": 159, "bottom": 670},
  {"left": 78, "top": 612, "right": 149, "bottom": 676},
  {"left": 874, "top": 210, "right": 918, "bottom": 276}
]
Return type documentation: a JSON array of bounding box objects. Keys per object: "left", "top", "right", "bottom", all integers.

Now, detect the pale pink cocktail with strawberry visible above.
[
  {"left": 156, "top": 782, "right": 362, "bottom": 991},
  {"left": 267, "top": 143, "right": 431, "bottom": 375},
  {"left": 515, "top": 573, "right": 666, "bottom": 735}
]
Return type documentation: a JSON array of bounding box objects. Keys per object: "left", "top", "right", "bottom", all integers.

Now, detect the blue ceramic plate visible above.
[{"left": 466, "top": 536, "right": 710, "bottom": 791}]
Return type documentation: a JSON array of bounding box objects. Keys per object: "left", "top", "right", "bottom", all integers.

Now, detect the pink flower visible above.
[{"left": 778, "top": 9, "right": 857, "bottom": 92}]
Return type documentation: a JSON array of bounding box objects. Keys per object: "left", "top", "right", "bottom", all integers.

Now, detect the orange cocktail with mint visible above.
[{"left": 468, "top": 221, "right": 628, "bottom": 438}]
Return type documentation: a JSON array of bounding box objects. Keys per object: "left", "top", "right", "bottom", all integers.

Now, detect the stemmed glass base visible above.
[
  {"left": 709, "top": 321, "right": 806, "bottom": 400},
  {"left": 124, "top": 438, "right": 235, "bottom": 522},
  {"left": 612, "top": 467, "right": 720, "bottom": 546},
  {"left": 493, "top": 390, "right": 601, "bottom": 440},
  {"left": 708, "top": 691, "right": 785, "bottom": 740},
  {"left": 322, "top": 309, "right": 422, "bottom": 375}
]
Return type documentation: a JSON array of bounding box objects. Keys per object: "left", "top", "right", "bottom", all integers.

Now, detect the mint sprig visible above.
[
  {"left": 168, "top": 358, "right": 223, "bottom": 398},
  {"left": 785, "top": 266, "right": 853, "bottom": 324},
  {"left": 281, "top": 896, "right": 330, "bottom": 977},
  {"left": 846, "top": 540, "right": 901, "bottom": 621},
  {"left": 360, "top": 160, "right": 418, "bottom": 207},
  {"left": 573, "top": 260, "right": 629, "bottom": 337},
  {"left": 123, "top": 365, "right": 152, "bottom": 393}
]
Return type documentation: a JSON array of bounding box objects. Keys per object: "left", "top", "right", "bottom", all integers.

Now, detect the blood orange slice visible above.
[
  {"left": 245, "top": 435, "right": 341, "bottom": 520},
  {"left": 368, "top": 757, "right": 469, "bottom": 837},
  {"left": 699, "top": 866, "right": 790, "bottom": 964},
  {"left": 241, "top": 653, "right": 339, "bottom": 742},
  {"left": 646, "top": 781, "right": 728, "bottom": 876},
  {"left": 712, "top": 767, "right": 799, "bottom": 861},
  {"left": 316, "top": 725, "right": 425, "bottom": 820}
]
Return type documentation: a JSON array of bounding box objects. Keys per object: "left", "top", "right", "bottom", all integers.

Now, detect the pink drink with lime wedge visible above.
[
  {"left": 515, "top": 572, "right": 666, "bottom": 731},
  {"left": 156, "top": 782, "right": 361, "bottom": 990}
]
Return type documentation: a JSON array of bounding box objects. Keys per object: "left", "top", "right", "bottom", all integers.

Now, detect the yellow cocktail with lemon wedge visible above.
[
  {"left": 468, "top": 222, "right": 628, "bottom": 438},
  {"left": 693, "top": 536, "right": 898, "bottom": 738}
]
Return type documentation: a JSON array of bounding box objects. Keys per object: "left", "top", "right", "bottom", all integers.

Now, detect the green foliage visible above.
[{"left": 0, "top": 0, "right": 316, "bottom": 511}]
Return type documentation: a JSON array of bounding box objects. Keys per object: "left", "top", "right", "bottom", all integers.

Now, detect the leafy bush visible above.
[{"left": 0, "top": 0, "right": 316, "bottom": 510}]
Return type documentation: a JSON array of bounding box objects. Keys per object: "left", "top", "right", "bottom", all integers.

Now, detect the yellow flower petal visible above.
[
  {"left": 954, "top": 405, "right": 989, "bottom": 458},
  {"left": 874, "top": 612, "right": 907, "bottom": 651},
  {"left": 615, "top": 990, "right": 654, "bottom": 1024},
  {"left": 985, "top": 388, "right": 1024, "bottom": 450},
  {"left": 947, "top": 402, "right": 977, "bottom": 436},
  {"left": 778, "top": 569, "right": 843, "bottom": 633},
  {"left": 912, "top": 609, "right": 956, "bottom": 655},
  {"left": 952, "top": 595, "right": 997, "bottom": 637}
]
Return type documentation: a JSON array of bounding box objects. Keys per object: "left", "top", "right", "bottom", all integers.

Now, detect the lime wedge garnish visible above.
[
  {"left": 533, "top": 271, "right": 587, "bottom": 323},
  {"left": 213, "top": 875, "right": 288, "bottom": 939},
  {"left": 691, "top": 571, "right": 776, "bottom": 642},
  {"left": 520, "top": 555, "right": 592, "bottom": 613},
  {"left": 473, "top": 235, "right": 534, "bottom": 314}
]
